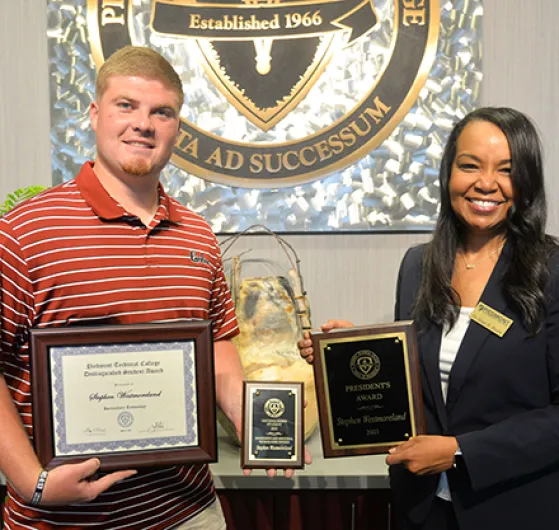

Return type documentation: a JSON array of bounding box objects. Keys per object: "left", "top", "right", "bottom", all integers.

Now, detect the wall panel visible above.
[{"left": 1, "top": 1, "right": 558, "bottom": 326}]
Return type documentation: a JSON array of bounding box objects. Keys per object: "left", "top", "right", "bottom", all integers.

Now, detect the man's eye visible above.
[
  {"left": 117, "top": 102, "right": 132, "bottom": 109},
  {"left": 155, "top": 108, "right": 173, "bottom": 118}
]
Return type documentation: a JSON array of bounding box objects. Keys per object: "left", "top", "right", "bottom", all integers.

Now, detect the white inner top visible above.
[{"left": 436, "top": 306, "right": 474, "bottom": 502}]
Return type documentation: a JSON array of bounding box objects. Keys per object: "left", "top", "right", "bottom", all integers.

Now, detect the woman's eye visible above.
[{"left": 458, "top": 163, "right": 477, "bottom": 171}]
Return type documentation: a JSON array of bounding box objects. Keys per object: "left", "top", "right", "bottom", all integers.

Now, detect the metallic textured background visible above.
[{"left": 48, "top": 0, "right": 482, "bottom": 232}]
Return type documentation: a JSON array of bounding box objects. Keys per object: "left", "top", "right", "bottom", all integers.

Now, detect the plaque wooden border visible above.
[
  {"left": 241, "top": 381, "right": 304, "bottom": 470},
  {"left": 310, "top": 321, "right": 425, "bottom": 458},
  {"left": 30, "top": 321, "right": 217, "bottom": 471}
]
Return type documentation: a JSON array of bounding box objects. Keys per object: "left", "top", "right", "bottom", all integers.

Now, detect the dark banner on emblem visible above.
[{"left": 152, "top": 0, "right": 377, "bottom": 42}]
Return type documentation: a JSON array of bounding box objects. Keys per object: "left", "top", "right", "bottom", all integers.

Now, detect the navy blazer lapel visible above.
[
  {"left": 445, "top": 244, "right": 511, "bottom": 414},
  {"left": 418, "top": 322, "right": 448, "bottom": 431}
]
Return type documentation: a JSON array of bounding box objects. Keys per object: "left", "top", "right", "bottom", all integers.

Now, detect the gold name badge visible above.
[{"left": 470, "top": 302, "right": 513, "bottom": 338}]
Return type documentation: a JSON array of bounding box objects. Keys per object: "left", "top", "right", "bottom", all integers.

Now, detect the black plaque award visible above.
[
  {"left": 241, "top": 381, "right": 304, "bottom": 469},
  {"left": 311, "top": 322, "right": 424, "bottom": 457}
]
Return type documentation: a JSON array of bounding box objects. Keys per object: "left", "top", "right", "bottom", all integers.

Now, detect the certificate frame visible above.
[
  {"left": 241, "top": 381, "right": 304, "bottom": 470},
  {"left": 311, "top": 321, "right": 425, "bottom": 458},
  {"left": 30, "top": 321, "right": 217, "bottom": 471}
]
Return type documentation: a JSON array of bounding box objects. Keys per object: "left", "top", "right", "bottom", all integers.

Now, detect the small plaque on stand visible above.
[
  {"left": 241, "top": 381, "right": 304, "bottom": 470},
  {"left": 311, "top": 321, "right": 425, "bottom": 457}
]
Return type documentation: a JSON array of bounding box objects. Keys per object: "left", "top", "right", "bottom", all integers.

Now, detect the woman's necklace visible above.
[{"left": 461, "top": 243, "right": 505, "bottom": 270}]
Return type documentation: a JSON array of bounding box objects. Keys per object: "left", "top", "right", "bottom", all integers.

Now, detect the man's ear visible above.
[
  {"left": 172, "top": 115, "right": 181, "bottom": 143},
  {"left": 90, "top": 101, "right": 99, "bottom": 132}
]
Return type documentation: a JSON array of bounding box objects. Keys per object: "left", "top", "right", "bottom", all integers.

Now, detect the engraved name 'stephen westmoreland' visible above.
[{"left": 87, "top": 0, "right": 439, "bottom": 187}]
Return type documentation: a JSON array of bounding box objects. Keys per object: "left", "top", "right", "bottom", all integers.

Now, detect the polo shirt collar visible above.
[
  {"left": 158, "top": 185, "right": 182, "bottom": 225},
  {"left": 75, "top": 161, "right": 181, "bottom": 224}
]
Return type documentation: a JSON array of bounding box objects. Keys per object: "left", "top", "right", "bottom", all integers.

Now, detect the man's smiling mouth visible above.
[{"left": 124, "top": 141, "right": 154, "bottom": 149}]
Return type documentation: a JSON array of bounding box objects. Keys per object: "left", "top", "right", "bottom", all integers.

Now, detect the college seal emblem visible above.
[
  {"left": 117, "top": 410, "right": 134, "bottom": 428},
  {"left": 350, "top": 349, "right": 381, "bottom": 380},
  {"left": 87, "top": 0, "right": 439, "bottom": 187},
  {"left": 264, "top": 397, "right": 286, "bottom": 418}
]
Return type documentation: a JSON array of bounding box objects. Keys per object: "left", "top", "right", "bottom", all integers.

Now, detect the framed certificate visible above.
[
  {"left": 241, "top": 381, "right": 304, "bottom": 470},
  {"left": 30, "top": 322, "right": 217, "bottom": 471},
  {"left": 310, "top": 322, "right": 425, "bottom": 457}
]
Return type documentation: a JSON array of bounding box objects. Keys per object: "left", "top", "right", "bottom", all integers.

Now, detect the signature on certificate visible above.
[
  {"left": 83, "top": 427, "right": 107, "bottom": 436},
  {"left": 142, "top": 421, "right": 174, "bottom": 433}
]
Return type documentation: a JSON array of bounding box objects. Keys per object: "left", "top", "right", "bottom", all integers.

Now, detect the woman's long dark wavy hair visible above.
[{"left": 413, "top": 107, "right": 557, "bottom": 333}]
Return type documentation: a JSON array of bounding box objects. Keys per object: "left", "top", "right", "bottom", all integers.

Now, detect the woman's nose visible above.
[{"left": 475, "top": 170, "right": 498, "bottom": 192}]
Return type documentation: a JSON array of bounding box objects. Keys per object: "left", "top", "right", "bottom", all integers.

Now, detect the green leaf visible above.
[{"left": 0, "top": 186, "right": 48, "bottom": 216}]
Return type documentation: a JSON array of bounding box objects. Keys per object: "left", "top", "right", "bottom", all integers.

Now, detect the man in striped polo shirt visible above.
[{"left": 0, "top": 46, "right": 269, "bottom": 529}]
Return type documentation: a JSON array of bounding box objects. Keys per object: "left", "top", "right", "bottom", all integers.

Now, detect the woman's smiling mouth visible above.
[{"left": 466, "top": 198, "right": 505, "bottom": 212}]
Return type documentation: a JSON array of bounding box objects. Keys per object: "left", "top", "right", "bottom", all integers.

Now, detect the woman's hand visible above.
[
  {"left": 297, "top": 320, "right": 355, "bottom": 363},
  {"left": 385, "top": 435, "right": 458, "bottom": 475}
]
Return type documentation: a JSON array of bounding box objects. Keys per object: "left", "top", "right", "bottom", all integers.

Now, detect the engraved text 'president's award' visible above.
[{"left": 311, "top": 321, "right": 424, "bottom": 457}]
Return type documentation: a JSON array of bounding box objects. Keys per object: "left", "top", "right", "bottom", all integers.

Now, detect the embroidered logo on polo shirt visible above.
[{"left": 190, "top": 250, "right": 212, "bottom": 266}]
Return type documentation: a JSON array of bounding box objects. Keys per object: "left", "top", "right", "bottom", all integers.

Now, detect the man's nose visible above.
[{"left": 132, "top": 110, "right": 154, "bottom": 134}]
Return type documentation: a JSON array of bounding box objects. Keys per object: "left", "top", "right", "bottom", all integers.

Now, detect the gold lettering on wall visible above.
[
  {"left": 224, "top": 150, "right": 244, "bottom": 170},
  {"left": 176, "top": 130, "right": 199, "bottom": 159},
  {"left": 402, "top": 0, "right": 426, "bottom": 26},
  {"left": 101, "top": 0, "right": 125, "bottom": 26}
]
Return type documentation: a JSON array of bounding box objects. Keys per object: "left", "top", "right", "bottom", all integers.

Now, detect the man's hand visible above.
[
  {"left": 241, "top": 446, "right": 313, "bottom": 479},
  {"left": 213, "top": 340, "right": 313, "bottom": 478},
  {"left": 298, "top": 320, "right": 355, "bottom": 363},
  {"left": 31, "top": 459, "right": 136, "bottom": 506},
  {"left": 385, "top": 435, "right": 458, "bottom": 475}
]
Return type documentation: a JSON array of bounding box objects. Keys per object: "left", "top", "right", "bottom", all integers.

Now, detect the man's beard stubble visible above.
[{"left": 121, "top": 158, "right": 153, "bottom": 176}]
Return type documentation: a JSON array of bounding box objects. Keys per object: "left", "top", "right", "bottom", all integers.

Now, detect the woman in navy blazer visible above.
[{"left": 300, "top": 107, "right": 559, "bottom": 529}]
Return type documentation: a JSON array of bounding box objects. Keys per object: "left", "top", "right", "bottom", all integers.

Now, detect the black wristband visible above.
[{"left": 29, "top": 469, "right": 49, "bottom": 506}]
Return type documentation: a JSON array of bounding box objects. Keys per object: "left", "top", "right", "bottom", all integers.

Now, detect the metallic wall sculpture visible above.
[{"left": 48, "top": 0, "right": 482, "bottom": 232}]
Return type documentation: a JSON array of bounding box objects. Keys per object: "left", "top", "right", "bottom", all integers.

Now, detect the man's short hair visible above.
[{"left": 96, "top": 46, "right": 184, "bottom": 109}]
